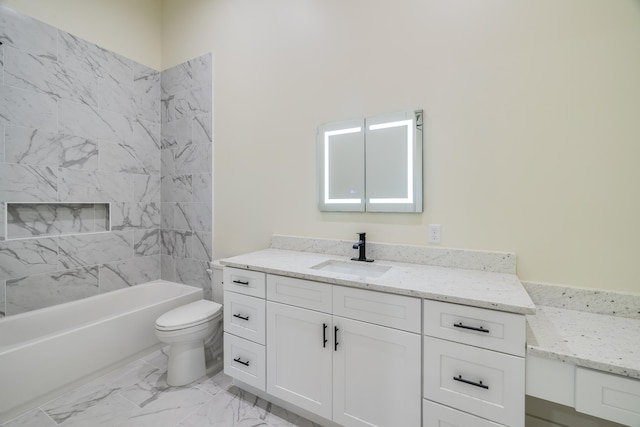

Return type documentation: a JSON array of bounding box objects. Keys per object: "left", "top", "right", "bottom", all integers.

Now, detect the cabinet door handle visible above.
[
  {"left": 453, "top": 322, "right": 489, "bottom": 333},
  {"left": 233, "top": 313, "right": 249, "bottom": 321},
  {"left": 453, "top": 375, "right": 489, "bottom": 389},
  {"left": 233, "top": 357, "right": 250, "bottom": 367},
  {"left": 323, "top": 323, "right": 328, "bottom": 348},
  {"left": 334, "top": 326, "right": 339, "bottom": 351},
  {"left": 233, "top": 279, "right": 249, "bottom": 285}
]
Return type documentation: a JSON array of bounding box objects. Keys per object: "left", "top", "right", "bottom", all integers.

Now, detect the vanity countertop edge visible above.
[{"left": 219, "top": 248, "right": 536, "bottom": 315}]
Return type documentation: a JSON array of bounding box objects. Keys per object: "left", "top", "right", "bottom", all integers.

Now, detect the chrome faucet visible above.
[{"left": 351, "top": 232, "right": 374, "bottom": 262}]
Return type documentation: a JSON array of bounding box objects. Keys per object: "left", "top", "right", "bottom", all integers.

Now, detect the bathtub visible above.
[{"left": 0, "top": 280, "right": 203, "bottom": 423}]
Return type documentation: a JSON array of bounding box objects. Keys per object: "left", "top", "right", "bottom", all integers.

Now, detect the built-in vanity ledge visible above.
[
  {"left": 219, "top": 247, "right": 535, "bottom": 315},
  {"left": 524, "top": 283, "right": 640, "bottom": 426}
]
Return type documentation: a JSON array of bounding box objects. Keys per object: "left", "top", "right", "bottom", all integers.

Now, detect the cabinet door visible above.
[
  {"left": 266, "top": 301, "right": 333, "bottom": 420},
  {"left": 333, "top": 317, "right": 422, "bottom": 427}
]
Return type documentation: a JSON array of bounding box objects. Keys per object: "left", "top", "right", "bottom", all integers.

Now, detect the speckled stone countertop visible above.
[
  {"left": 524, "top": 282, "right": 640, "bottom": 380},
  {"left": 219, "top": 248, "right": 535, "bottom": 315},
  {"left": 526, "top": 306, "right": 640, "bottom": 379}
]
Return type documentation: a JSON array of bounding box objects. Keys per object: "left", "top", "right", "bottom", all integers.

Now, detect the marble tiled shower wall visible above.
[
  {"left": 159, "top": 54, "right": 213, "bottom": 299},
  {"left": 0, "top": 6, "right": 213, "bottom": 317}
]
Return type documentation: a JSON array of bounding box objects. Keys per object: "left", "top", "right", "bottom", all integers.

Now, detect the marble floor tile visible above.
[{"left": 1, "top": 347, "right": 315, "bottom": 427}]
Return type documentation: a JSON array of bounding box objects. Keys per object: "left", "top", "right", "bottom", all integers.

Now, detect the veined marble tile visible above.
[
  {"left": 42, "top": 360, "right": 159, "bottom": 424},
  {"left": 161, "top": 230, "right": 192, "bottom": 258},
  {"left": 0, "top": 237, "right": 57, "bottom": 281},
  {"left": 161, "top": 61, "right": 193, "bottom": 98},
  {"left": 59, "top": 100, "right": 133, "bottom": 143},
  {"left": 0, "top": 202, "right": 5, "bottom": 240},
  {"left": 161, "top": 174, "right": 192, "bottom": 203},
  {"left": 160, "top": 255, "right": 176, "bottom": 282},
  {"left": 161, "top": 148, "right": 175, "bottom": 176},
  {"left": 134, "top": 175, "right": 161, "bottom": 203},
  {"left": 58, "top": 169, "right": 133, "bottom": 203},
  {"left": 0, "top": 6, "right": 57, "bottom": 60},
  {"left": 6, "top": 203, "right": 97, "bottom": 239},
  {"left": 192, "top": 174, "right": 212, "bottom": 207},
  {"left": 110, "top": 202, "right": 160, "bottom": 231},
  {"left": 174, "top": 142, "right": 212, "bottom": 175},
  {"left": 98, "top": 76, "right": 136, "bottom": 117},
  {"left": 175, "top": 203, "right": 212, "bottom": 232},
  {"left": 173, "top": 87, "right": 213, "bottom": 121},
  {"left": 189, "top": 54, "right": 212, "bottom": 89},
  {"left": 99, "top": 255, "right": 160, "bottom": 292},
  {"left": 0, "top": 85, "right": 57, "bottom": 132},
  {"left": 160, "top": 202, "right": 175, "bottom": 229},
  {"left": 58, "top": 31, "right": 133, "bottom": 86},
  {"left": 6, "top": 266, "right": 99, "bottom": 315},
  {"left": 178, "top": 385, "right": 312, "bottom": 427},
  {"left": 0, "top": 408, "right": 57, "bottom": 427},
  {"left": 193, "top": 113, "right": 213, "bottom": 145},
  {"left": 4, "top": 46, "right": 100, "bottom": 106},
  {"left": 1, "top": 124, "right": 5, "bottom": 164},
  {"left": 193, "top": 231, "right": 212, "bottom": 262},
  {"left": 0, "top": 164, "right": 57, "bottom": 202},
  {"left": 99, "top": 140, "right": 149, "bottom": 175},
  {"left": 5, "top": 126, "right": 98, "bottom": 170},
  {"left": 133, "top": 118, "right": 161, "bottom": 173},
  {"left": 133, "top": 65, "right": 161, "bottom": 124},
  {"left": 175, "top": 258, "right": 211, "bottom": 289},
  {"left": 0, "top": 280, "right": 5, "bottom": 318},
  {"left": 58, "top": 231, "right": 133, "bottom": 269},
  {"left": 134, "top": 229, "right": 160, "bottom": 256},
  {"left": 161, "top": 116, "right": 191, "bottom": 149},
  {"left": 95, "top": 203, "right": 110, "bottom": 232}
]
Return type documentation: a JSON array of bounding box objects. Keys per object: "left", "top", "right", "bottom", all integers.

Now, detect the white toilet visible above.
[{"left": 155, "top": 299, "right": 223, "bottom": 386}]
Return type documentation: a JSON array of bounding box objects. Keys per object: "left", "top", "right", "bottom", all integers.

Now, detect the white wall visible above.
[
  {"left": 7, "top": 0, "right": 640, "bottom": 293},
  {"left": 0, "top": 0, "right": 162, "bottom": 69}
]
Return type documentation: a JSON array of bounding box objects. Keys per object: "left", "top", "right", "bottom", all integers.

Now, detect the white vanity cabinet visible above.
[
  {"left": 422, "top": 300, "right": 527, "bottom": 427},
  {"left": 222, "top": 267, "right": 267, "bottom": 391},
  {"left": 266, "top": 274, "right": 422, "bottom": 427}
]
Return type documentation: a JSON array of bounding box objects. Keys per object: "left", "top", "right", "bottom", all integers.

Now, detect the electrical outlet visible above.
[{"left": 428, "top": 224, "right": 441, "bottom": 244}]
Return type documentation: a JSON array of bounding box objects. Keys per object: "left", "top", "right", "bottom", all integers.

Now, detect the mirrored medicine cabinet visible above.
[{"left": 317, "top": 109, "right": 423, "bottom": 213}]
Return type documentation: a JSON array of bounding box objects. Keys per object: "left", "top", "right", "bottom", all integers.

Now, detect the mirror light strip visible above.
[
  {"left": 368, "top": 119, "right": 414, "bottom": 204},
  {"left": 324, "top": 127, "right": 362, "bottom": 204}
]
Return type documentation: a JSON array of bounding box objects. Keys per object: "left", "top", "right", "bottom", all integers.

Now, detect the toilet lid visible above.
[{"left": 156, "top": 300, "right": 222, "bottom": 331}]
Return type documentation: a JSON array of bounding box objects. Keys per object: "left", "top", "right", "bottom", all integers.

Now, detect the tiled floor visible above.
[{"left": 2, "top": 348, "right": 319, "bottom": 427}]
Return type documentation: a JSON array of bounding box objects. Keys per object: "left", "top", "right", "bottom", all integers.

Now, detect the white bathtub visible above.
[{"left": 0, "top": 280, "right": 203, "bottom": 423}]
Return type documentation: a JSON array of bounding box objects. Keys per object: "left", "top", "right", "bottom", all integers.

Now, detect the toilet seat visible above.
[{"left": 155, "top": 300, "right": 222, "bottom": 332}]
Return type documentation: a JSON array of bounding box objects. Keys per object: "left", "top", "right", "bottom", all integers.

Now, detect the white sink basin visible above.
[{"left": 311, "top": 260, "right": 391, "bottom": 278}]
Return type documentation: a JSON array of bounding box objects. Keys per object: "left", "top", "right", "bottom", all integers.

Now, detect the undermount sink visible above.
[{"left": 311, "top": 260, "right": 391, "bottom": 278}]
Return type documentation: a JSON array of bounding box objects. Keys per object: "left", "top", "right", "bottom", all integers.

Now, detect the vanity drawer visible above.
[
  {"left": 575, "top": 367, "right": 640, "bottom": 426},
  {"left": 424, "top": 336, "right": 525, "bottom": 427},
  {"left": 333, "top": 286, "right": 421, "bottom": 333},
  {"left": 423, "top": 399, "right": 504, "bottom": 427},
  {"left": 267, "top": 274, "right": 332, "bottom": 313},
  {"left": 423, "top": 299, "right": 526, "bottom": 356},
  {"left": 224, "top": 267, "right": 266, "bottom": 298},
  {"left": 224, "top": 291, "right": 266, "bottom": 345},
  {"left": 224, "top": 332, "right": 265, "bottom": 391}
]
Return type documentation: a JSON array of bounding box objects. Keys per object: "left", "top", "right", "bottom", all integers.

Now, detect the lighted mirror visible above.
[{"left": 317, "top": 109, "right": 423, "bottom": 213}]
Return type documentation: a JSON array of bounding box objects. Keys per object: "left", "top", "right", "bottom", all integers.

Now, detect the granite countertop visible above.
[
  {"left": 526, "top": 305, "right": 640, "bottom": 379},
  {"left": 220, "top": 248, "right": 536, "bottom": 315}
]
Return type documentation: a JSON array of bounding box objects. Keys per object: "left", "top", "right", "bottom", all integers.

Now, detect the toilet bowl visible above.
[{"left": 155, "top": 299, "right": 223, "bottom": 386}]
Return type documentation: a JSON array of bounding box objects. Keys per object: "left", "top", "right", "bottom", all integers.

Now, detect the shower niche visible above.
[{"left": 4, "top": 202, "right": 111, "bottom": 240}]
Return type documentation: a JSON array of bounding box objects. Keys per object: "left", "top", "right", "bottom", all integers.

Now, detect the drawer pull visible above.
[
  {"left": 323, "top": 323, "right": 328, "bottom": 348},
  {"left": 233, "top": 279, "right": 250, "bottom": 285},
  {"left": 233, "top": 357, "right": 250, "bottom": 367},
  {"left": 233, "top": 313, "right": 249, "bottom": 321},
  {"left": 453, "top": 375, "right": 489, "bottom": 390},
  {"left": 454, "top": 322, "right": 489, "bottom": 333}
]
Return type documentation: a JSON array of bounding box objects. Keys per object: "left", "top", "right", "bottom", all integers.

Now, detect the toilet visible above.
[{"left": 155, "top": 299, "right": 223, "bottom": 386}]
